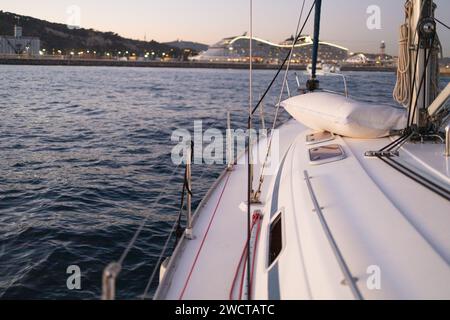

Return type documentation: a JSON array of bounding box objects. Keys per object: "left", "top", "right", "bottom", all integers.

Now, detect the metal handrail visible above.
[
  {"left": 294, "top": 71, "right": 348, "bottom": 97},
  {"left": 303, "top": 170, "right": 363, "bottom": 300},
  {"left": 445, "top": 125, "right": 450, "bottom": 157},
  {"left": 324, "top": 72, "right": 348, "bottom": 97},
  {"left": 185, "top": 143, "right": 194, "bottom": 239},
  {"left": 227, "top": 111, "right": 234, "bottom": 170},
  {"left": 102, "top": 262, "right": 121, "bottom": 300}
]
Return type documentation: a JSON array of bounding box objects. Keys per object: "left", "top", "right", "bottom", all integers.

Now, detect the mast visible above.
[
  {"left": 307, "top": 0, "right": 322, "bottom": 91},
  {"left": 409, "top": 0, "right": 439, "bottom": 128}
]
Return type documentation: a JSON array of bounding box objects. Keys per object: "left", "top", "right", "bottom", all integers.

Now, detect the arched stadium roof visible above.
[{"left": 227, "top": 35, "right": 349, "bottom": 52}]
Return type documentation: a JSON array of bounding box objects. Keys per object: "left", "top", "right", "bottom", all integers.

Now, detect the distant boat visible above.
[{"left": 306, "top": 62, "right": 341, "bottom": 75}]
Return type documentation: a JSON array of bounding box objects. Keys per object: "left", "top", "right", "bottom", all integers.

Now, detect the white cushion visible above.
[{"left": 281, "top": 92, "right": 407, "bottom": 139}]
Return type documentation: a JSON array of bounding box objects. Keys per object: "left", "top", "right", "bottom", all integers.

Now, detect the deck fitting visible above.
[{"left": 365, "top": 150, "right": 400, "bottom": 158}]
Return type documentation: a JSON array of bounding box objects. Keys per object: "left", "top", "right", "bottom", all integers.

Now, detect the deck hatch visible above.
[
  {"left": 306, "top": 131, "right": 335, "bottom": 145},
  {"left": 268, "top": 212, "right": 283, "bottom": 267},
  {"left": 309, "top": 144, "right": 346, "bottom": 165}
]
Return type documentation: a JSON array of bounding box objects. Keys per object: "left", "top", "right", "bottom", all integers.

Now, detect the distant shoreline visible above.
[
  {"left": 2, "top": 58, "right": 449, "bottom": 75},
  {"left": 0, "top": 57, "right": 401, "bottom": 72}
]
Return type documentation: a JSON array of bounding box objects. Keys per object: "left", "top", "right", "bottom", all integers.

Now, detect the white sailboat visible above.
[{"left": 103, "top": 0, "right": 450, "bottom": 300}]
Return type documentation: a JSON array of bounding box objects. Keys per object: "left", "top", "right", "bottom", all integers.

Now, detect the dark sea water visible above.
[{"left": 0, "top": 65, "right": 447, "bottom": 299}]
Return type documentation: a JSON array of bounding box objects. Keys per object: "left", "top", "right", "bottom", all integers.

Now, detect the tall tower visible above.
[{"left": 380, "top": 40, "right": 386, "bottom": 56}]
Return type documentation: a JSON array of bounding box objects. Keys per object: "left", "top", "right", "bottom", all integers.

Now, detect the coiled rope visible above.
[{"left": 393, "top": 1, "right": 413, "bottom": 106}]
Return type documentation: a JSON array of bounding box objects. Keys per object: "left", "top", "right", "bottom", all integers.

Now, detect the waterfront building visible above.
[
  {"left": 346, "top": 52, "right": 395, "bottom": 66},
  {"left": 190, "top": 34, "right": 349, "bottom": 63},
  {"left": 0, "top": 25, "right": 40, "bottom": 56}
]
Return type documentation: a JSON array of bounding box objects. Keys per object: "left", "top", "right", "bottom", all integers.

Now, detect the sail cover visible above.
[{"left": 281, "top": 92, "right": 407, "bottom": 138}]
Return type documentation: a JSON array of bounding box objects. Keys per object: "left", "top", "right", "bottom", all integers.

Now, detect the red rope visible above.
[
  {"left": 178, "top": 172, "right": 231, "bottom": 300},
  {"left": 250, "top": 213, "right": 262, "bottom": 293},
  {"left": 229, "top": 212, "right": 262, "bottom": 300},
  {"left": 229, "top": 240, "right": 248, "bottom": 300}
]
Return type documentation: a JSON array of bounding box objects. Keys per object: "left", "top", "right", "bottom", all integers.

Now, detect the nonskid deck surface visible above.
[{"left": 156, "top": 118, "right": 450, "bottom": 300}]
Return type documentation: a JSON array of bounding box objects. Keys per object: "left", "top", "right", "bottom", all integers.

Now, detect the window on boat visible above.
[{"left": 268, "top": 212, "right": 283, "bottom": 267}]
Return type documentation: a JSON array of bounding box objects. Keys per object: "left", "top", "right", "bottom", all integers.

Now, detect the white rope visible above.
[{"left": 393, "top": 1, "right": 413, "bottom": 106}]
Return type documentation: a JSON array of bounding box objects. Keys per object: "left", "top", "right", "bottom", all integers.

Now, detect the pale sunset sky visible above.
[{"left": 1, "top": 0, "right": 450, "bottom": 55}]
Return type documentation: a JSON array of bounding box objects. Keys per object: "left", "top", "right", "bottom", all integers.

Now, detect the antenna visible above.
[{"left": 246, "top": 0, "right": 253, "bottom": 301}]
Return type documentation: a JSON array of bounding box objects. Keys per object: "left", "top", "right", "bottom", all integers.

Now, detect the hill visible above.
[{"left": 0, "top": 11, "right": 181, "bottom": 57}]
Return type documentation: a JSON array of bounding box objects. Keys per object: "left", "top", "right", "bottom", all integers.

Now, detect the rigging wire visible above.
[
  {"left": 246, "top": 0, "right": 312, "bottom": 298},
  {"left": 372, "top": 1, "right": 450, "bottom": 203},
  {"left": 113, "top": 117, "right": 227, "bottom": 298},
  {"left": 141, "top": 209, "right": 182, "bottom": 299},
  {"left": 408, "top": 33, "right": 436, "bottom": 128},
  {"left": 434, "top": 17, "right": 450, "bottom": 30},
  {"left": 379, "top": 26, "right": 436, "bottom": 153},
  {"left": 405, "top": 0, "right": 428, "bottom": 127},
  {"left": 148, "top": 159, "right": 194, "bottom": 299},
  {"left": 118, "top": 165, "right": 182, "bottom": 267},
  {"left": 250, "top": 0, "right": 317, "bottom": 116},
  {"left": 141, "top": 160, "right": 221, "bottom": 300},
  {"left": 252, "top": 0, "right": 307, "bottom": 200}
]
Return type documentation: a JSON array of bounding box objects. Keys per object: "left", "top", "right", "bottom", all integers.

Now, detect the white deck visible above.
[
  {"left": 155, "top": 118, "right": 450, "bottom": 300},
  {"left": 155, "top": 120, "right": 303, "bottom": 300}
]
